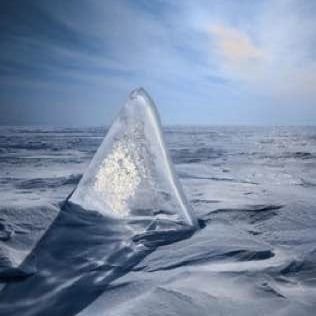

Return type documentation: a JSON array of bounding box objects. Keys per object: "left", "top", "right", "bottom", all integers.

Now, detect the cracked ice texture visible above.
[{"left": 94, "top": 125, "right": 148, "bottom": 215}]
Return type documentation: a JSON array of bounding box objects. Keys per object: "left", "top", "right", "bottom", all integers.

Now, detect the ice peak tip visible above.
[{"left": 129, "top": 87, "right": 151, "bottom": 100}]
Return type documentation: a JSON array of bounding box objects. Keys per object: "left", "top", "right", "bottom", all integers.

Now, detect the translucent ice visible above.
[{"left": 70, "top": 88, "right": 197, "bottom": 227}]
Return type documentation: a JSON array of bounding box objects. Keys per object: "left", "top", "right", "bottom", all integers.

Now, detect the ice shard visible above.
[{"left": 69, "top": 88, "right": 197, "bottom": 227}]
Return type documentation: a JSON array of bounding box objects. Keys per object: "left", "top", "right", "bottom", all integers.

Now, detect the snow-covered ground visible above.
[{"left": 0, "top": 124, "right": 316, "bottom": 315}]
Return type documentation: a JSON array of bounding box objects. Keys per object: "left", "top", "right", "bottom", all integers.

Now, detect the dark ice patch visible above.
[
  {"left": 191, "top": 199, "right": 220, "bottom": 204},
  {"left": 279, "top": 249, "right": 316, "bottom": 285},
  {"left": 171, "top": 147, "right": 224, "bottom": 164},
  {"left": 0, "top": 264, "right": 36, "bottom": 282},
  {"left": 179, "top": 172, "right": 258, "bottom": 184},
  {"left": 0, "top": 222, "right": 13, "bottom": 241},
  {"left": 257, "top": 281, "right": 286, "bottom": 299},
  {"left": 15, "top": 174, "right": 82, "bottom": 190},
  {"left": 204, "top": 204, "right": 283, "bottom": 224}
]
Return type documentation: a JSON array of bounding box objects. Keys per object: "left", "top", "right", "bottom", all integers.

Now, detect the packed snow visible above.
[{"left": 0, "top": 89, "right": 315, "bottom": 315}]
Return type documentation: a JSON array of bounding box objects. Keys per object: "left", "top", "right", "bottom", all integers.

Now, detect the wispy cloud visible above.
[
  {"left": 210, "top": 24, "right": 263, "bottom": 65},
  {"left": 0, "top": 0, "right": 315, "bottom": 125},
  {"left": 198, "top": 0, "right": 316, "bottom": 105}
]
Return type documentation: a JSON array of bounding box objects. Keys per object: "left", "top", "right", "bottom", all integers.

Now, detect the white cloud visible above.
[
  {"left": 196, "top": 0, "right": 316, "bottom": 104},
  {"left": 2, "top": 0, "right": 315, "bottom": 125},
  {"left": 210, "top": 24, "right": 263, "bottom": 65}
]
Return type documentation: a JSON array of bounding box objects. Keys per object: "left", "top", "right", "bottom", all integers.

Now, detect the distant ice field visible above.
[{"left": 0, "top": 126, "right": 316, "bottom": 315}]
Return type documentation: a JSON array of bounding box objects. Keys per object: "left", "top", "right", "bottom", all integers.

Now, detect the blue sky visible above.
[{"left": 0, "top": 0, "right": 316, "bottom": 126}]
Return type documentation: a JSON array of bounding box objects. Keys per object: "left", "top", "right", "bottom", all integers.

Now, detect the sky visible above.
[{"left": 0, "top": 0, "right": 316, "bottom": 126}]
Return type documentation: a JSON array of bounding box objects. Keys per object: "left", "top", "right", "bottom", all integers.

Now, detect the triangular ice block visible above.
[{"left": 69, "top": 88, "right": 197, "bottom": 227}]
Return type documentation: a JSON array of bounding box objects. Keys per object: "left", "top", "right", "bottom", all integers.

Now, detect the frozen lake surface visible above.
[{"left": 0, "top": 125, "right": 316, "bottom": 315}]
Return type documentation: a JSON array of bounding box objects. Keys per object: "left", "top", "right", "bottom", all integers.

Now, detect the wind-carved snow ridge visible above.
[{"left": 69, "top": 87, "right": 197, "bottom": 228}]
